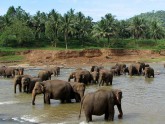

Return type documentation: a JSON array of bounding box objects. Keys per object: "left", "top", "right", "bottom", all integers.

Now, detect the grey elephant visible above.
[
  {"left": 4, "top": 67, "right": 17, "bottom": 78},
  {"left": 14, "top": 75, "right": 32, "bottom": 93},
  {"left": 99, "top": 69, "right": 113, "bottom": 86},
  {"left": 0, "top": 65, "right": 7, "bottom": 77},
  {"left": 90, "top": 71, "right": 99, "bottom": 84},
  {"left": 69, "top": 82, "right": 85, "bottom": 102},
  {"left": 68, "top": 69, "right": 92, "bottom": 85},
  {"left": 15, "top": 67, "right": 24, "bottom": 75},
  {"left": 38, "top": 70, "right": 52, "bottom": 81},
  {"left": 128, "top": 64, "right": 138, "bottom": 76},
  {"left": 75, "top": 69, "right": 92, "bottom": 85},
  {"left": 144, "top": 67, "right": 154, "bottom": 78},
  {"left": 22, "top": 76, "right": 41, "bottom": 93},
  {"left": 79, "top": 89, "right": 123, "bottom": 122},
  {"left": 32, "top": 80, "right": 73, "bottom": 105},
  {"left": 68, "top": 71, "right": 76, "bottom": 82}
]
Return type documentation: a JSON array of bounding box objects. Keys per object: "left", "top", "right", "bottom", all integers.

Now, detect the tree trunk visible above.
[{"left": 65, "top": 33, "right": 68, "bottom": 49}]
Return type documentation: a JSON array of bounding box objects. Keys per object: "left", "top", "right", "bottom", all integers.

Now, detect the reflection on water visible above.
[{"left": 0, "top": 63, "right": 165, "bottom": 124}]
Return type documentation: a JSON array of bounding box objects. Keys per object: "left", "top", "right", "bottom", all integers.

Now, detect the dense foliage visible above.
[{"left": 0, "top": 6, "right": 165, "bottom": 50}]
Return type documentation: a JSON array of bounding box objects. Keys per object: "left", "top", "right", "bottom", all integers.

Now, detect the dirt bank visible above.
[{"left": 23, "top": 49, "right": 165, "bottom": 67}]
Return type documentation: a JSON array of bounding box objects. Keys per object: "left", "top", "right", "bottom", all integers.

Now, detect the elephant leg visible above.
[
  {"left": 14, "top": 84, "right": 17, "bottom": 93},
  {"left": 43, "top": 94, "right": 46, "bottom": 103},
  {"left": 85, "top": 111, "right": 92, "bottom": 122},
  {"left": 75, "top": 94, "right": 80, "bottom": 102},
  {"left": 44, "top": 94, "right": 50, "bottom": 104},
  {"left": 108, "top": 106, "right": 114, "bottom": 121},
  {"left": 117, "top": 104, "right": 123, "bottom": 119},
  {"left": 19, "top": 84, "right": 22, "bottom": 92},
  {"left": 104, "top": 111, "right": 109, "bottom": 121}
]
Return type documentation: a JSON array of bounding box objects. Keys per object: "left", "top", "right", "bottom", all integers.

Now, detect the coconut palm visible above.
[
  {"left": 60, "top": 9, "right": 75, "bottom": 49},
  {"left": 149, "top": 20, "right": 165, "bottom": 40},
  {"left": 45, "top": 9, "right": 61, "bottom": 47},
  {"left": 92, "top": 13, "right": 117, "bottom": 47},
  {"left": 129, "top": 16, "right": 148, "bottom": 39}
]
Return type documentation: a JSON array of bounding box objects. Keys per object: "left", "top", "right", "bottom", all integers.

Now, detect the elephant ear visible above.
[
  {"left": 72, "top": 84, "right": 78, "bottom": 92},
  {"left": 40, "top": 82, "right": 46, "bottom": 92}
]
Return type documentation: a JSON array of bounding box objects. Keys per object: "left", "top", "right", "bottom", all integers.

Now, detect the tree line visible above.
[{"left": 0, "top": 6, "right": 165, "bottom": 49}]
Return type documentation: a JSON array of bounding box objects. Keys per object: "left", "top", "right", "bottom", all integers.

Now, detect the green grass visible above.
[{"left": 0, "top": 55, "right": 24, "bottom": 62}]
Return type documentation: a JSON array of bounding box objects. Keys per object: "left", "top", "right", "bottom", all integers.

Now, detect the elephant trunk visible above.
[
  {"left": 32, "top": 90, "right": 36, "bottom": 105},
  {"left": 79, "top": 91, "right": 84, "bottom": 100},
  {"left": 117, "top": 104, "right": 123, "bottom": 119},
  {"left": 14, "top": 83, "right": 17, "bottom": 93}
]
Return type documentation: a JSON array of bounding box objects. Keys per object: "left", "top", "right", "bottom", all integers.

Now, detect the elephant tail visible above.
[{"left": 78, "top": 95, "right": 85, "bottom": 119}]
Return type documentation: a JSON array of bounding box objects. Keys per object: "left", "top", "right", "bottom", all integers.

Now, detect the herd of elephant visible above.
[{"left": 0, "top": 62, "right": 155, "bottom": 122}]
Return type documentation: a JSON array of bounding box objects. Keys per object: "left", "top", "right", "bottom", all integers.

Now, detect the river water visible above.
[{"left": 0, "top": 63, "right": 165, "bottom": 124}]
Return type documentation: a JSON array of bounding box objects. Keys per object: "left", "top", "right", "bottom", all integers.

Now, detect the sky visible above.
[{"left": 0, "top": 0, "right": 165, "bottom": 21}]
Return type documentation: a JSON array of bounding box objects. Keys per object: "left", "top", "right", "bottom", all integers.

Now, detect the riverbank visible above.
[{"left": 12, "top": 49, "right": 165, "bottom": 68}]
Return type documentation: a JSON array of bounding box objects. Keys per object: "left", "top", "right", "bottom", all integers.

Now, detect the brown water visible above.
[{"left": 0, "top": 63, "right": 165, "bottom": 124}]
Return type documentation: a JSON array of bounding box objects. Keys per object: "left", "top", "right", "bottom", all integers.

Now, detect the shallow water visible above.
[{"left": 0, "top": 63, "right": 165, "bottom": 124}]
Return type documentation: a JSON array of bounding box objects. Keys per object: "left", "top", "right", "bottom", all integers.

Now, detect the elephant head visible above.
[
  {"left": 72, "top": 83, "right": 85, "bottom": 101},
  {"left": 14, "top": 75, "right": 24, "bottom": 93},
  {"left": 68, "top": 71, "right": 76, "bottom": 82},
  {"left": 18, "top": 67, "right": 24, "bottom": 75},
  {"left": 21, "top": 77, "right": 31, "bottom": 93},
  {"left": 90, "top": 71, "right": 99, "bottom": 84},
  {"left": 32, "top": 82, "right": 45, "bottom": 105},
  {"left": 112, "top": 89, "right": 123, "bottom": 119}
]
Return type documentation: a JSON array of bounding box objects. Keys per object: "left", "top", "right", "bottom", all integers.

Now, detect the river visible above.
[{"left": 0, "top": 63, "right": 165, "bottom": 124}]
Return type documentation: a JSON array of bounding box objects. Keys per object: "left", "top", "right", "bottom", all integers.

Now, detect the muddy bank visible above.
[{"left": 22, "top": 49, "right": 165, "bottom": 67}]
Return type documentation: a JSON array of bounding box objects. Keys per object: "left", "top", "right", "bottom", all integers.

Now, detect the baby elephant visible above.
[{"left": 79, "top": 89, "right": 123, "bottom": 122}]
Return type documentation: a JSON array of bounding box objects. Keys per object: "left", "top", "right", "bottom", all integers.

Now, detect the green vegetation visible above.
[
  {"left": 1, "top": 7, "right": 165, "bottom": 63},
  {"left": 0, "top": 6, "right": 165, "bottom": 53},
  {"left": 0, "top": 55, "right": 24, "bottom": 62}
]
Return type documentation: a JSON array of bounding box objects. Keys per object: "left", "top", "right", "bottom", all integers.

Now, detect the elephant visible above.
[
  {"left": 32, "top": 80, "right": 73, "bottom": 105},
  {"left": 90, "top": 71, "right": 99, "bottom": 84},
  {"left": 68, "top": 71, "right": 77, "bottom": 82},
  {"left": 47, "top": 67, "right": 60, "bottom": 77},
  {"left": 79, "top": 89, "right": 123, "bottom": 122},
  {"left": 14, "top": 75, "right": 32, "bottom": 93},
  {"left": 68, "top": 69, "right": 92, "bottom": 85},
  {"left": 68, "top": 68, "right": 83, "bottom": 82},
  {"left": 38, "top": 70, "right": 52, "bottom": 81},
  {"left": 99, "top": 69, "right": 113, "bottom": 86},
  {"left": 110, "top": 66, "right": 121, "bottom": 76},
  {"left": 4, "top": 67, "right": 17, "bottom": 78},
  {"left": 75, "top": 69, "right": 92, "bottom": 85},
  {"left": 144, "top": 67, "right": 154, "bottom": 78},
  {"left": 69, "top": 82, "right": 85, "bottom": 102},
  {"left": 114, "top": 63, "right": 126, "bottom": 74},
  {"left": 128, "top": 64, "right": 138, "bottom": 76},
  {"left": 0, "top": 65, "right": 7, "bottom": 77},
  {"left": 90, "top": 65, "right": 104, "bottom": 72},
  {"left": 123, "top": 67, "right": 129, "bottom": 75},
  {"left": 22, "top": 76, "right": 41, "bottom": 93},
  {"left": 15, "top": 67, "right": 24, "bottom": 75},
  {"left": 134, "top": 62, "right": 144, "bottom": 75}
]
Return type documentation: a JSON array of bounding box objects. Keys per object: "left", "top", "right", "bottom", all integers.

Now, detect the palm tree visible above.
[
  {"left": 92, "top": 13, "right": 117, "bottom": 47},
  {"left": 149, "top": 20, "right": 165, "bottom": 40},
  {"left": 32, "top": 11, "right": 47, "bottom": 39},
  {"left": 75, "top": 12, "right": 93, "bottom": 46},
  {"left": 116, "top": 20, "right": 131, "bottom": 39},
  {"left": 60, "top": 9, "right": 75, "bottom": 49},
  {"left": 45, "top": 9, "right": 61, "bottom": 47},
  {"left": 129, "top": 16, "right": 147, "bottom": 39}
]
